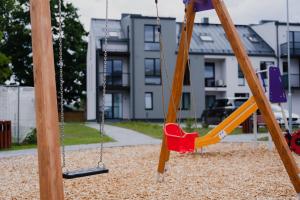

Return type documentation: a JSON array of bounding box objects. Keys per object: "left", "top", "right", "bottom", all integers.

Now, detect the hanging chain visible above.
[
  {"left": 98, "top": 0, "right": 108, "bottom": 167},
  {"left": 183, "top": 7, "right": 198, "bottom": 130},
  {"left": 58, "top": 0, "right": 66, "bottom": 170},
  {"left": 156, "top": 0, "right": 184, "bottom": 126}
]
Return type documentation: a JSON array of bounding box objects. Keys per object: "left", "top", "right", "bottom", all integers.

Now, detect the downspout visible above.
[
  {"left": 131, "top": 18, "right": 136, "bottom": 120},
  {"left": 96, "top": 49, "right": 100, "bottom": 122},
  {"left": 276, "top": 22, "right": 280, "bottom": 67}
]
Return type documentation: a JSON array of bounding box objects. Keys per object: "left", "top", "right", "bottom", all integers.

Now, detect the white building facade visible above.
[{"left": 252, "top": 21, "right": 300, "bottom": 115}]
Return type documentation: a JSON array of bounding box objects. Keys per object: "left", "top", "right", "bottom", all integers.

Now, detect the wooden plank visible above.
[
  {"left": 212, "top": 0, "right": 300, "bottom": 192},
  {"left": 30, "top": 0, "right": 65, "bottom": 199},
  {"left": 157, "top": 0, "right": 196, "bottom": 174}
]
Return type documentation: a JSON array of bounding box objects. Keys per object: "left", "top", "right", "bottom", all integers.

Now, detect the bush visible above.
[
  {"left": 184, "top": 118, "right": 195, "bottom": 132},
  {"left": 23, "top": 128, "right": 37, "bottom": 144}
]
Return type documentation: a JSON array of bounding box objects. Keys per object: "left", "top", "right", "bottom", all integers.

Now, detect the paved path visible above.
[
  {"left": 223, "top": 133, "right": 269, "bottom": 143},
  {"left": 0, "top": 123, "right": 161, "bottom": 158},
  {"left": 86, "top": 123, "right": 161, "bottom": 146}
]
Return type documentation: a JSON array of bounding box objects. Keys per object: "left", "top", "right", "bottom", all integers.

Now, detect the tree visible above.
[
  {"left": 50, "top": 0, "right": 88, "bottom": 108},
  {"left": 0, "top": 0, "right": 13, "bottom": 84},
  {"left": 1, "top": 0, "right": 87, "bottom": 107},
  {"left": 1, "top": 0, "right": 32, "bottom": 85}
]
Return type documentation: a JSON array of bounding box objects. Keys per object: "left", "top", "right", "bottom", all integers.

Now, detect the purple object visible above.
[
  {"left": 269, "top": 66, "right": 287, "bottom": 103},
  {"left": 183, "top": 0, "right": 214, "bottom": 12}
]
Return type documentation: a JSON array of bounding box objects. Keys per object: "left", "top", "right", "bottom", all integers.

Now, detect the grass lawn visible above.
[
  {"left": 112, "top": 121, "right": 255, "bottom": 139},
  {"left": 1, "top": 123, "right": 113, "bottom": 151}
]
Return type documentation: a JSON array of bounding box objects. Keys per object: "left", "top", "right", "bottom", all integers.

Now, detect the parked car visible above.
[
  {"left": 270, "top": 104, "right": 300, "bottom": 126},
  {"left": 201, "top": 97, "right": 300, "bottom": 127},
  {"left": 201, "top": 97, "right": 248, "bottom": 125}
]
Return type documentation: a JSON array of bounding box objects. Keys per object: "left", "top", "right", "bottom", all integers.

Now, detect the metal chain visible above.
[
  {"left": 58, "top": 0, "right": 66, "bottom": 170},
  {"left": 183, "top": 9, "right": 198, "bottom": 129},
  {"left": 156, "top": 0, "right": 184, "bottom": 126},
  {"left": 98, "top": 0, "right": 108, "bottom": 167}
]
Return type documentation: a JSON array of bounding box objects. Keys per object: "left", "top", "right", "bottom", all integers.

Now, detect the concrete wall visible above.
[
  {"left": 86, "top": 20, "right": 97, "bottom": 121},
  {"left": 0, "top": 86, "right": 35, "bottom": 143}
]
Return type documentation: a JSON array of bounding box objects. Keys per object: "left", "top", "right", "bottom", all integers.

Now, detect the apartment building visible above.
[
  {"left": 87, "top": 14, "right": 287, "bottom": 121},
  {"left": 87, "top": 14, "right": 205, "bottom": 120}
]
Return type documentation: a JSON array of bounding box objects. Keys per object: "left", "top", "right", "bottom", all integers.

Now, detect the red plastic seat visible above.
[{"left": 163, "top": 123, "right": 198, "bottom": 153}]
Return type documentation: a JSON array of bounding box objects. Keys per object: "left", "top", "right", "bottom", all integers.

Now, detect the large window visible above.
[
  {"left": 144, "top": 25, "right": 160, "bottom": 51},
  {"left": 205, "top": 62, "right": 215, "bottom": 87},
  {"left": 181, "top": 93, "right": 191, "bottom": 110},
  {"left": 145, "top": 92, "right": 153, "bottom": 110},
  {"left": 238, "top": 65, "right": 245, "bottom": 86},
  {"left": 145, "top": 58, "right": 161, "bottom": 85},
  {"left": 106, "top": 60, "right": 123, "bottom": 86}
]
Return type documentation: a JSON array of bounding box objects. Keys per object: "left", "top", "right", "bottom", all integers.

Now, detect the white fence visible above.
[{"left": 0, "top": 86, "right": 36, "bottom": 143}]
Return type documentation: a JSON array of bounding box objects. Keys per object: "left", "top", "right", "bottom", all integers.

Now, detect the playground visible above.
[
  {"left": 1, "top": 143, "right": 299, "bottom": 199},
  {"left": 1, "top": 0, "right": 300, "bottom": 199}
]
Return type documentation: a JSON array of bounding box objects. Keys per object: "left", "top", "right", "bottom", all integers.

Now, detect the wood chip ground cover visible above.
[{"left": 0, "top": 143, "right": 299, "bottom": 199}]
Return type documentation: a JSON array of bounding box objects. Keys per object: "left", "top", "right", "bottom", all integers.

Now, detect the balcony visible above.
[
  {"left": 205, "top": 78, "right": 227, "bottom": 92},
  {"left": 99, "top": 39, "right": 129, "bottom": 55},
  {"left": 282, "top": 74, "right": 300, "bottom": 89},
  {"left": 99, "top": 73, "right": 130, "bottom": 90},
  {"left": 280, "top": 42, "right": 300, "bottom": 57}
]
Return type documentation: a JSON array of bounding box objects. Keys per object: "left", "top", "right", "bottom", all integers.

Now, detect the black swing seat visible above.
[{"left": 63, "top": 166, "right": 109, "bottom": 179}]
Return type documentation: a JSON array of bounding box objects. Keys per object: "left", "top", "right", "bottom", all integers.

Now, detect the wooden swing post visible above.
[
  {"left": 157, "top": 0, "right": 196, "bottom": 174},
  {"left": 30, "top": 0, "right": 64, "bottom": 199},
  {"left": 211, "top": 0, "right": 300, "bottom": 192}
]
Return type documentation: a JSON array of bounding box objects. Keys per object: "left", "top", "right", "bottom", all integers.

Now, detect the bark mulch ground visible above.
[{"left": 0, "top": 143, "right": 299, "bottom": 200}]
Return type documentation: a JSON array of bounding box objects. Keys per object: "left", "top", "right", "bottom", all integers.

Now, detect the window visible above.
[
  {"left": 235, "top": 93, "right": 249, "bottom": 98},
  {"left": 106, "top": 60, "right": 123, "bottom": 86},
  {"left": 145, "top": 92, "right": 153, "bottom": 110},
  {"left": 238, "top": 65, "right": 245, "bottom": 86},
  {"left": 145, "top": 58, "right": 161, "bottom": 85},
  {"left": 283, "top": 62, "right": 288, "bottom": 74},
  {"left": 205, "top": 62, "right": 215, "bottom": 87},
  {"left": 205, "top": 95, "right": 216, "bottom": 109},
  {"left": 248, "top": 35, "right": 260, "bottom": 43},
  {"left": 260, "top": 61, "right": 274, "bottom": 86},
  {"left": 144, "top": 25, "right": 160, "bottom": 51},
  {"left": 200, "top": 34, "right": 213, "bottom": 42},
  {"left": 183, "top": 65, "right": 191, "bottom": 85},
  {"left": 181, "top": 93, "right": 191, "bottom": 110}
]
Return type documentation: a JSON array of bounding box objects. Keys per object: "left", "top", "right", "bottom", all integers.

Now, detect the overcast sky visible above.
[{"left": 68, "top": 0, "right": 300, "bottom": 31}]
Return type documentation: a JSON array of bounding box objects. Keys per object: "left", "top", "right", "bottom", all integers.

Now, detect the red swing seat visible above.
[{"left": 164, "top": 123, "right": 198, "bottom": 153}]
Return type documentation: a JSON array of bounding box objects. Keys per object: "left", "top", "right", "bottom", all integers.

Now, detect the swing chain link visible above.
[
  {"left": 58, "top": 0, "right": 66, "bottom": 170},
  {"left": 98, "top": 0, "right": 109, "bottom": 168}
]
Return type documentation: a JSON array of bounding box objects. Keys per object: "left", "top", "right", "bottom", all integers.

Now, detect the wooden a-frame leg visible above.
[
  {"left": 212, "top": 0, "right": 300, "bottom": 193},
  {"left": 157, "top": 0, "right": 196, "bottom": 174},
  {"left": 30, "top": 0, "right": 64, "bottom": 199}
]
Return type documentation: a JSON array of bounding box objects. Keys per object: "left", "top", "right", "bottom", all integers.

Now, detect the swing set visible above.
[{"left": 28, "top": 0, "right": 300, "bottom": 199}]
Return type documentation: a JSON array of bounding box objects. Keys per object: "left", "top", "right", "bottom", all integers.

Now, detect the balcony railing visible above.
[
  {"left": 100, "top": 39, "right": 129, "bottom": 54},
  {"left": 282, "top": 74, "right": 300, "bottom": 89},
  {"left": 205, "top": 78, "right": 226, "bottom": 87},
  {"left": 99, "top": 73, "right": 130, "bottom": 89},
  {"left": 280, "top": 42, "right": 300, "bottom": 57}
]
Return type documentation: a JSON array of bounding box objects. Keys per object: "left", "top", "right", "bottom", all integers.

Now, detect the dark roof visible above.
[{"left": 176, "top": 23, "right": 275, "bottom": 56}]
